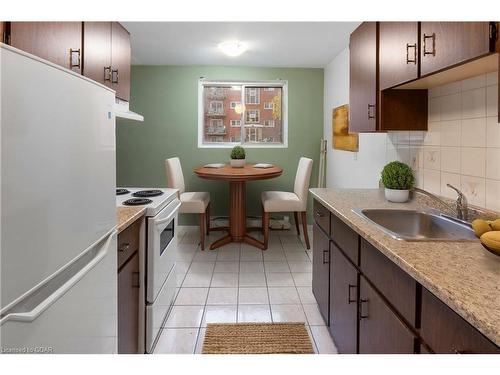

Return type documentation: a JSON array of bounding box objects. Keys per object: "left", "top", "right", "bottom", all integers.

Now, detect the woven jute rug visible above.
[{"left": 202, "top": 322, "right": 314, "bottom": 354}]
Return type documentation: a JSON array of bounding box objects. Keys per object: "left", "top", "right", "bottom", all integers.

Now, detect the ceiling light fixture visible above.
[{"left": 218, "top": 41, "right": 248, "bottom": 57}]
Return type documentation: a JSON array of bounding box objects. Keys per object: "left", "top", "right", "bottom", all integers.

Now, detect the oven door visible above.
[{"left": 146, "top": 198, "right": 180, "bottom": 304}]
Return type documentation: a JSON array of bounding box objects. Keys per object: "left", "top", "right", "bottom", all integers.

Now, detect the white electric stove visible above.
[
  {"left": 116, "top": 187, "right": 178, "bottom": 216},
  {"left": 116, "top": 187, "right": 181, "bottom": 353}
]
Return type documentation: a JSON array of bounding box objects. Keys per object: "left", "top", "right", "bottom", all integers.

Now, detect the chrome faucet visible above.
[
  {"left": 412, "top": 185, "right": 468, "bottom": 222},
  {"left": 446, "top": 184, "right": 468, "bottom": 221}
]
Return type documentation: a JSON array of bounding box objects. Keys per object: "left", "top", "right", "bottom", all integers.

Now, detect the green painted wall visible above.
[{"left": 116, "top": 65, "right": 324, "bottom": 224}]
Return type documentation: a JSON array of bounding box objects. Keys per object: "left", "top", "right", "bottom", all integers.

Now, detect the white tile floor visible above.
[{"left": 153, "top": 226, "right": 338, "bottom": 354}]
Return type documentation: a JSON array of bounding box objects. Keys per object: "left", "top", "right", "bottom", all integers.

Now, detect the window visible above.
[
  {"left": 208, "top": 101, "right": 224, "bottom": 115},
  {"left": 245, "top": 88, "right": 260, "bottom": 104},
  {"left": 199, "top": 80, "right": 287, "bottom": 148},
  {"left": 246, "top": 128, "right": 263, "bottom": 142},
  {"left": 245, "top": 109, "right": 260, "bottom": 124}
]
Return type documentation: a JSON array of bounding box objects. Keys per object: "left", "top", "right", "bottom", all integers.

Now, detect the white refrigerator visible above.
[{"left": 0, "top": 44, "right": 118, "bottom": 353}]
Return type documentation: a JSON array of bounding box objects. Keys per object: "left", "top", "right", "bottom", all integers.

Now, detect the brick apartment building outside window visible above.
[{"left": 198, "top": 80, "right": 288, "bottom": 148}]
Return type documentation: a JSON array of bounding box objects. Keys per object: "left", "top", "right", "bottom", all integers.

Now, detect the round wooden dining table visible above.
[{"left": 194, "top": 164, "right": 283, "bottom": 250}]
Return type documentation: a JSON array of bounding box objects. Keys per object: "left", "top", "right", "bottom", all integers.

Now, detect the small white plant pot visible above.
[
  {"left": 384, "top": 188, "right": 410, "bottom": 203},
  {"left": 230, "top": 159, "right": 246, "bottom": 168}
]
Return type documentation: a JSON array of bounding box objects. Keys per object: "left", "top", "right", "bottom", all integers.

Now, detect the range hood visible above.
[{"left": 114, "top": 98, "right": 144, "bottom": 122}]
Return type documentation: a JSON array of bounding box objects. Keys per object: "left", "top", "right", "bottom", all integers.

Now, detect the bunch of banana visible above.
[{"left": 471, "top": 219, "right": 500, "bottom": 256}]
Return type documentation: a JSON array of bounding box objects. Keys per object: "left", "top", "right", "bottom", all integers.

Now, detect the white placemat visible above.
[
  {"left": 254, "top": 163, "right": 274, "bottom": 168},
  {"left": 204, "top": 163, "right": 226, "bottom": 168}
]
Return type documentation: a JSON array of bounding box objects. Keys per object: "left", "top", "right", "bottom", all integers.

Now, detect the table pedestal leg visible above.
[
  {"left": 230, "top": 181, "right": 246, "bottom": 241},
  {"left": 209, "top": 180, "right": 266, "bottom": 250}
]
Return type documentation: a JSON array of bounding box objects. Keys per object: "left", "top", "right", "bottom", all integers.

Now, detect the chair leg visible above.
[
  {"left": 205, "top": 203, "right": 210, "bottom": 235},
  {"left": 200, "top": 212, "right": 206, "bottom": 251},
  {"left": 261, "top": 205, "right": 265, "bottom": 234},
  {"left": 300, "top": 211, "right": 310, "bottom": 250},
  {"left": 294, "top": 211, "right": 300, "bottom": 236},
  {"left": 263, "top": 211, "right": 270, "bottom": 250}
]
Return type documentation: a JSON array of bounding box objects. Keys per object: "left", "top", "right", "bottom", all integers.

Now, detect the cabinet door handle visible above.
[
  {"left": 111, "top": 68, "right": 119, "bottom": 84},
  {"left": 70, "top": 48, "right": 81, "bottom": 69},
  {"left": 367, "top": 104, "right": 376, "bottom": 119},
  {"left": 315, "top": 210, "right": 325, "bottom": 218},
  {"left": 406, "top": 43, "right": 417, "bottom": 64},
  {"left": 104, "top": 66, "right": 112, "bottom": 81},
  {"left": 118, "top": 243, "right": 130, "bottom": 252},
  {"left": 359, "top": 298, "right": 369, "bottom": 319},
  {"left": 348, "top": 284, "right": 357, "bottom": 304},
  {"left": 322, "top": 250, "right": 330, "bottom": 264},
  {"left": 423, "top": 33, "right": 436, "bottom": 56},
  {"left": 132, "top": 271, "right": 140, "bottom": 288}
]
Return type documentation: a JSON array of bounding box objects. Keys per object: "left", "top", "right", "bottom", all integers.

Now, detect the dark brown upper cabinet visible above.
[
  {"left": 10, "top": 22, "right": 83, "bottom": 74},
  {"left": 83, "top": 22, "right": 112, "bottom": 88},
  {"left": 111, "top": 22, "right": 131, "bottom": 102},
  {"left": 379, "top": 22, "right": 419, "bottom": 90},
  {"left": 420, "top": 22, "right": 495, "bottom": 76},
  {"left": 349, "top": 22, "right": 378, "bottom": 133},
  {"left": 1, "top": 22, "right": 8, "bottom": 43}
]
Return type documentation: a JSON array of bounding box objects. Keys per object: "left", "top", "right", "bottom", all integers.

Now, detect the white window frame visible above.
[
  {"left": 263, "top": 87, "right": 275, "bottom": 91},
  {"left": 264, "top": 102, "right": 273, "bottom": 110},
  {"left": 230, "top": 120, "right": 241, "bottom": 127},
  {"left": 198, "top": 79, "right": 288, "bottom": 148},
  {"left": 263, "top": 120, "right": 275, "bottom": 127}
]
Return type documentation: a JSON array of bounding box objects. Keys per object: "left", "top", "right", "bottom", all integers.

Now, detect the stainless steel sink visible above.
[{"left": 352, "top": 208, "right": 477, "bottom": 241}]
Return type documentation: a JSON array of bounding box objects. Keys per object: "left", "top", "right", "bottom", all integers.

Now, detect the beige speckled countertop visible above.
[
  {"left": 309, "top": 188, "right": 500, "bottom": 347},
  {"left": 116, "top": 206, "right": 146, "bottom": 233}
]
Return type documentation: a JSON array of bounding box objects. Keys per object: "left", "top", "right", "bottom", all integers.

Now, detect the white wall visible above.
[
  {"left": 386, "top": 72, "right": 500, "bottom": 211},
  {"left": 323, "top": 48, "right": 387, "bottom": 188}
]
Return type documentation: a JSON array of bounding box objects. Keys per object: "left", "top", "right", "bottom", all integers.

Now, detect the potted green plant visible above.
[
  {"left": 230, "top": 146, "right": 246, "bottom": 168},
  {"left": 381, "top": 161, "right": 415, "bottom": 203}
]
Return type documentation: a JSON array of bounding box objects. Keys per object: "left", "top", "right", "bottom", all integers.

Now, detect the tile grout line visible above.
[{"left": 192, "top": 240, "right": 218, "bottom": 354}]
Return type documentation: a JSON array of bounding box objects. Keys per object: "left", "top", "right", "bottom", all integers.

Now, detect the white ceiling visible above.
[{"left": 122, "top": 22, "right": 360, "bottom": 68}]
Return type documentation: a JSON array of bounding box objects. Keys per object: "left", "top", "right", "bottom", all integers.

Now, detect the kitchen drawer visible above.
[
  {"left": 421, "top": 288, "right": 500, "bottom": 354},
  {"left": 331, "top": 214, "right": 359, "bottom": 265},
  {"left": 117, "top": 219, "right": 141, "bottom": 269},
  {"left": 313, "top": 199, "right": 330, "bottom": 235},
  {"left": 360, "top": 239, "right": 416, "bottom": 326}
]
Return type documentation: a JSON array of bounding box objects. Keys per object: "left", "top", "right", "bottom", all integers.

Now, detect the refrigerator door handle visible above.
[{"left": 0, "top": 228, "right": 117, "bottom": 325}]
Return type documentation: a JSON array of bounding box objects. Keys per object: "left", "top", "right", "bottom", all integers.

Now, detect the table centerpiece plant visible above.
[{"left": 230, "top": 146, "right": 246, "bottom": 168}]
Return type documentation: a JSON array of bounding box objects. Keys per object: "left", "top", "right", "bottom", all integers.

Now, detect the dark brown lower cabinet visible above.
[
  {"left": 118, "top": 251, "right": 140, "bottom": 354},
  {"left": 329, "top": 243, "right": 358, "bottom": 353},
  {"left": 312, "top": 224, "right": 330, "bottom": 324},
  {"left": 420, "top": 288, "right": 500, "bottom": 354},
  {"left": 358, "top": 276, "right": 415, "bottom": 354}
]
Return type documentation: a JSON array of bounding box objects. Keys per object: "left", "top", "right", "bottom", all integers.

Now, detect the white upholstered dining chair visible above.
[
  {"left": 261, "top": 157, "right": 313, "bottom": 250},
  {"left": 165, "top": 157, "right": 211, "bottom": 250}
]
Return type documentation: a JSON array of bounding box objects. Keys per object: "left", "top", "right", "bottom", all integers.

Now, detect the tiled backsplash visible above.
[{"left": 386, "top": 71, "right": 500, "bottom": 212}]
